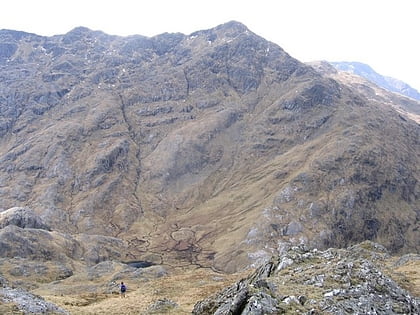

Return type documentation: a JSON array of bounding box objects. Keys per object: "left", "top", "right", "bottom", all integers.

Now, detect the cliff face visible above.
[{"left": 0, "top": 22, "right": 419, "bottom": 272}]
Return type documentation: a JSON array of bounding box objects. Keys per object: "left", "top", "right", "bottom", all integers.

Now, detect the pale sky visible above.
[{"left": 1, "top": 0, "right": 419, "bottom": 91}]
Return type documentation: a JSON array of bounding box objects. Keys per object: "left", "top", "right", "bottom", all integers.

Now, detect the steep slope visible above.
[
  {"left": 0, "top": 22, "right": 419, "bottom": 274},
  {"left": 309, "top": 61, "right": 420, "bottom": 123},
  {"left": 330, "top": 61, "right": 420, "bottom": 101}
]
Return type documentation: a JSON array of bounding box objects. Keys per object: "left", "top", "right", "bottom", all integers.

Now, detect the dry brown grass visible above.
[
  {"left": 0, "top": 302, "right": 22, "bottom": 314},
  {"left": 387, "top": 259, "right": 420, "bottom": 296},
  {"left": 41, "top": 267, "right": 250, "bottom": 314}
]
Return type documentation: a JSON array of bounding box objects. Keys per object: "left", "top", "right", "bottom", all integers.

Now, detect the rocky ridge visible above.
[
  {"left": 330, "top": 61, "right": 420, "bottom": 102},
  {"left": 309, "top": 61, "right": 420, "bottom": 123},
  {"left": 193, "top": 241, "right": 420, "bottom": 314}
]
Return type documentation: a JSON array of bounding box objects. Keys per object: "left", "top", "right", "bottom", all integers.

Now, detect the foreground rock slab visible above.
[
  {"left": 193, "top": 241, "right": 419, "bottom": 314},
  {"left": 0, "top": 286, "right": 68, "bottom": 314}
]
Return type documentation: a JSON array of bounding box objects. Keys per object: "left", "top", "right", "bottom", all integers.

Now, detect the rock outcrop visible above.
[
  {"left": 0, "top": 275, "right": 68, "bottom": 314},
  {"left": 0, "top": 286, "right": 68, "bottom": 314},
  {"left": 193, "top": 242, "right": 419, "bottom": 314},
  {"left": 0, "top": 224, "right": 128, "bottom": 264},
  {"left": 0, "top": 207, "right": 50, "bottom": 230}
]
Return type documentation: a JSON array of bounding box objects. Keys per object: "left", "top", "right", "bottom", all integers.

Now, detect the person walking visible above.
[{"left": 120, "top": 281, "right": 127, "bottom": 298}]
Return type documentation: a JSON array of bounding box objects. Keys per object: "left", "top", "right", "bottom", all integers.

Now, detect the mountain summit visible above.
[{"left": 0, "top": 22, "right": 418, "bottom": 276}]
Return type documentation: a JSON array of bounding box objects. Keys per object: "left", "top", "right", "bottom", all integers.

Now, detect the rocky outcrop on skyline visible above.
[
  {"left": 309, "top": 60, "right": 420, "bottom": 123},
  {"left": 330, "top": 61, "right": 420, "bottom": 101}
]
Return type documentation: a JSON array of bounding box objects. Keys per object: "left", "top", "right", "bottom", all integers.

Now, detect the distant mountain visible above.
[
  {"left": 309, "top": 61, "right": 420, "bottom": 124},
  {"left": 330, "top": 61, "right": 420, "bottom": 101}
]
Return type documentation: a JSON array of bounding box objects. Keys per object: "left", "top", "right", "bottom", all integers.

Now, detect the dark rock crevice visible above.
[{"left": 117, "top": 92, "right": 144, "bottom": 220}]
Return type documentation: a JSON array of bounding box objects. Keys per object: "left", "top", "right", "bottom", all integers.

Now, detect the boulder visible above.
[
  {"left": 0, "top": 286, "right": 68, "bottom": 314},
  {"left": 0, "top": 207, "right": 50, "bottom": 230}
]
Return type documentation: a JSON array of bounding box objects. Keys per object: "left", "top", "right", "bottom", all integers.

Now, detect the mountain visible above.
[
  {"left": 309, "top": 61, "right": 420, "bottom": 124},
  {"left": 0, "top": 19, "right": 419, "bottom": 299},
  {"left": 330, "top": 61, "right": 420, "bottom": 101}
]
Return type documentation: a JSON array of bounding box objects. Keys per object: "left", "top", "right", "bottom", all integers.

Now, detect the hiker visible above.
[{"left": 120, "top": 281, "right": 127, "bottom": 298}]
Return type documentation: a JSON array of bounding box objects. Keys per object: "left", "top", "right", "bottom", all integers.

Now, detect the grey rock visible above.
[
  {"left": 86, "top": 261, "right": 119, "bottom": 280},
  {"left": 242, "top": 291, "right": 278, "bottom": 314},
  {"left": 0, "top": 224, "right": 128, "bottom": 265},
  {"left": 146, "top": 298, "right": 179, "bottom": 314},
  {"left": 193, "top": 276, "right": 281, "bottom": 315},
  {"left": 0, "top": 225, "right": 78, "bottom": 261},
  {"left": 0, "top": 286, "right": 68, "bottom": 314},
  {"left": 0, "top": 207, "right": 50, "bottom": 230},
  {"left": 193, "top": 242, "right": 419, "bottom": 314},
  {"left": 285, "top": 221, "right": 303, "bottom": 236},
  {"left": 282, "top": 295, "right": 300, "bottom": 305},
  {"left": 0, "top": 274, "right": 8, "bottom": 287},
  {"left": 0, "top": 43, "right": 17, "bottom": 60}
]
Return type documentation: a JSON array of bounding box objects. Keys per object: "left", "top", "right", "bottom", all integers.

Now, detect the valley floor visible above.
[
  {"left": 34, "top": 268, "right": 248, "bottom": 314},
  {"left": 1, "top": 246, "right": 419, "bottom": 314}
]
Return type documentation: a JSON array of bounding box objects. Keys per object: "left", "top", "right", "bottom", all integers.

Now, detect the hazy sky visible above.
[{"left": 1, "top": 0, "right": 419, "bottom": 91}]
